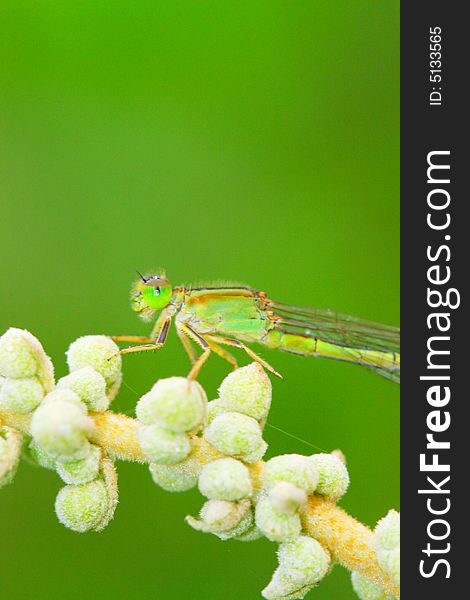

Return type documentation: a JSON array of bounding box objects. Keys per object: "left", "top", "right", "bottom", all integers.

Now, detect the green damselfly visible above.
[{"left": 112, "top": 272, "right": 400, "bottom": 382}]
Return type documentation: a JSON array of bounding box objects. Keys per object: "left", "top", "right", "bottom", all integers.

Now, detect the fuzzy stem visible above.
[
  {"left": 302, "top": 497, "right": 400, "bottom": 598},
  {"left": 0, "top": 406, "right": 398, "bottom": 596}
]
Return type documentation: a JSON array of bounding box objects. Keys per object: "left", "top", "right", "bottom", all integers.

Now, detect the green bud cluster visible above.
[
  {"left": 136, "top": 377, "right": 207, "bottom": 466},
  {"left": 255, "top": 454, "right": 318, "bottom": 542},
  {"left": 204, "top": 363, "right": 270, "bottom": 464},
  {"left": 0, "top": 331, "right": 122, "bottom": 533},
  {"left": 1, "top": 326, "right": 399, "bottom": 599},
  {"left": 0, "top": 329, "right": 54, "bottom": 414}
]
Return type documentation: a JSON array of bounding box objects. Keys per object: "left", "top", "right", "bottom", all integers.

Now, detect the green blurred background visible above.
[{"left": 0, "top": 2, "right": 399, "bottom": 598}]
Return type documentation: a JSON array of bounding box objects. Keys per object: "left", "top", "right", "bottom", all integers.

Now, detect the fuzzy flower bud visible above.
[
  {"left": 217, "top": 363, "right": 271, "bottom": 421},
  {"left": 137, "top": 424, "right": 190, "bottom": 464},
  {"left": 233, "top": 524, "right": 264, "bottom": 542},
  {"left": 149, "top": 462, "right": 199, "bottom": 492},
  {"left": 136, "top": 377, "right": 207, "bottom": 432},
  {"left": 308, "top": 453, "right": 349, "bottom": 501},
  {"left": 55, "top": 479, "right": 109, "bottom": 532},
  {"left": 243, "top": 439, "right": 269, "bottom": 463},
  {"left": 255, "top": 495, "right": 301, "bottom": 542},
  {"left": 148, "top": 438, "right": 220, "bottom": 492},
  {"left": 31, "top": 392, "right": 93, "bottom": 459},
  {"left": 207, "top": 399, "right": 227, "bottom": 423},
  {"left": 374, "top": 509, "right": 400, "bottom": 552},
  {"left": 262, "top": 537, "right": 330, "bottom": 600},
  {"left": 186, "top": 498, "right": 253, "bottom": 540},
  {"left": 28, "top": 440, "right": 56, "bottom": 470},
  {"left": 198, "top": 457, "right": 252, "bottom": 501},
  {"left": 204, "top": 412, "right": 265, "bottom": 463},
  {"left": 378, "top": 546, "right": 400, "bottom": 588},
  {"left": 42, "top": 388, "right": 87, "bottom": 412},
  {"left": 0, "top": 328, "right": 38, "bottom": 378},
  {"left": 351, "top": 571, "right": 390, "bottom": 600},
  {"left": 66, "top": 336, "right": 121, "bottom": 388},
  {"left": 56, "top": 444, "right": 101, "bottom": 485},
  {"left": 263, "top": 454, "right": 319, "bottom": 495},
  {"left": 370, "top": 510, "right": 400, "bottom": 589},
  {"left": 0, "top": 427, "right": 22, "bottom": 488},
  {"left": 268, "top": 482, "right": 307, "bottom": 515},
  {"left": 0, "top": 377, "right": 44, "bottom": 414},
  {"left": 57, "top": 367, "right": 109, "bottom": 412},
  {"left": 0, "top": 328, "right": 54, "bottom": 391}
]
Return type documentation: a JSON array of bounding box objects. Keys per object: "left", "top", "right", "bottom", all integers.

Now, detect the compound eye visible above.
[{"left": 141, "top": 280, "right": 172, "bottom": 309}]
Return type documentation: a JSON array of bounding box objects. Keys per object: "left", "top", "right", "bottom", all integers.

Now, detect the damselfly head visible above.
[{"left": 131, "top": 271, "right": 173, "bottom": 320}]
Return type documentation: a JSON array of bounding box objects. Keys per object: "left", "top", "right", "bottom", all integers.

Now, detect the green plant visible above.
[{"left": 0, "top": 328, "right": 400, "bottom": 599}]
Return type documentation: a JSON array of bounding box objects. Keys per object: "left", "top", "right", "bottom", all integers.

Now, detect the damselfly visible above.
[{"left": 111, "top": 272, "right": 400, "bottom": 382}]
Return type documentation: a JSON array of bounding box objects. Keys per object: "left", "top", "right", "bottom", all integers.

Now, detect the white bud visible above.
[
  {"left": 378, "top": 546, "right": 400, "bottom": 588},
  {"left": 268, "top": 482, "right": 307, "bottom": 514},
  {"left": 56, "top": 444, "right": 101, "bottom": 485},
  {"left": 42, "top": 388, "right": 88, "bottom": 413},
  {"left": 243, "top": 439, "right": 268, "bottom": 464},
  {"left": 0, "top": 328, "right": 38, "bottom": 379},
  {"left": 31, "top": 395, "right": 93, "bottom": 459},
  {"left": 262, "top": 537, "right": 330, "bottom": 599},
  {"left": 374, "top": 509, "right": 400, "bottom": 552},
  {"left": 186, "top": 498, "right": 253, "bottom": 540},
  {"left": 204, "top": 412, "right": 264, "bottom": 462},
  {"left": 218, "top": 363, "right": 272, "bottom": 420},
  {"left": 308, "top": 453, "right": 349, "bottom": 501},
  {"left": 255, "top": 495, "right": 301, "bottom": 542},
  {"left": 57, "top": 367, "right": 109, "bottom": 412},
  {"left": 0, "top": 377, "right": 44, "bottom": 413},
  {"left": 149, "top": 462, "right": 198, "bottom": 492},
  {"left": 137, "top": 424, "right": 190, "bottom": 464},
  {"left": 206, "top": 399, "right": 227, "bottom": 423},
  {"left": 198, "top": 458, "right": 252, "bottom": 501},
  {"left": 0, "top": 329, "right": 54, "bottom": 391},
  {"left": 148, "top": 439, "right": 217, "bottom": 492},
  {"left": 263, "top": 454, "right": 319, "bottom": 495},
  {"left": 55, "top": 479, "right": 109, "bottom": 532},
  {"left": 67, "top": 336, "right": 121, "bottom": 387},
  {"left": 136, "top": 377, "right": 207, "bottom": 432}
]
